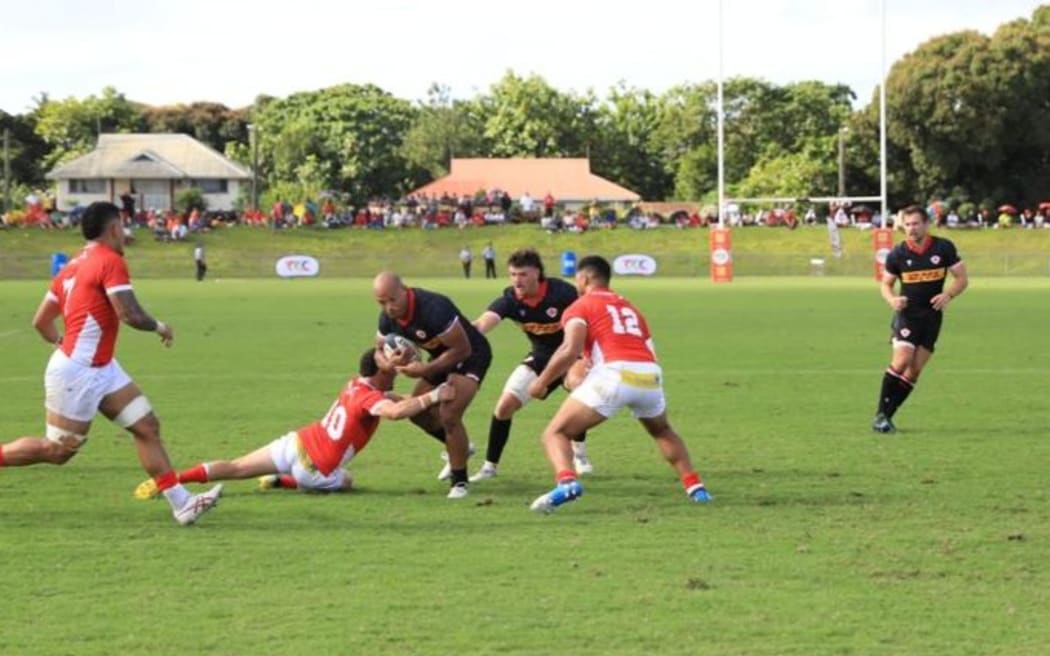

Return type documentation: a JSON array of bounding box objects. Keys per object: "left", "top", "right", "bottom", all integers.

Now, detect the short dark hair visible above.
[
  {"left": 900, "top": 205, "right": 929, "bottom": 222},
  {"left": 507, "top": 248, "right": 545, "bottom": 279},
  {"left": 577, "top": 255, "right": 611, "bottom": 284},
  {"left": 359, "top": 348, "right": 379, "bottom": 377},
  {"left": 81, "top": 202, "right": 121, "bottom": 240}
]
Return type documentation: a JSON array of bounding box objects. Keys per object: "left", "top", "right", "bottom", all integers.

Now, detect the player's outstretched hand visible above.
[
  {"left": 890, "top": 296, "right": 908, "bottom": 311},
  {"left": 156, "top": 320, "right": 174, "bottom": 347},
  {"left": 390, "top": 347, "right": 416, "bottom": 366},
  {"left": 930, "top": 293, "right": 952, "bottom": 311},
  {"left": 435, "top": 382, "right": 456, "bottom": 403},
  {"left": 396, "top": 360, "right": 427, "bottom": 378}
]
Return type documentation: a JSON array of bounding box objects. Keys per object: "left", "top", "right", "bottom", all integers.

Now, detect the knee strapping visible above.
[
  {"left": 46, "top": 424, "right": 87, "bottom": 450},
  {"left": 113, "top": 396, "right": 153, "bottom": 429}
]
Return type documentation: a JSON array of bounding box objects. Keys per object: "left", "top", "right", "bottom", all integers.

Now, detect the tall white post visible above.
[
  {"left": 717, "top": 0, "right": 726, "bottom": 228},
  {"left": 879, "top": 0, "right": 888, "bottom": 224}
]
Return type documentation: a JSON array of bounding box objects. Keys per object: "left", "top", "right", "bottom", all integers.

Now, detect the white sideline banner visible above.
[
  {"left": 276, "top": 255, "right": 320, "bottom": 278},
  {"left": 613, "top": 254, "right": 657, "bottom": 276}
]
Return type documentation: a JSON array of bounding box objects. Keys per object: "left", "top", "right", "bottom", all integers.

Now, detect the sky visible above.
[{"left": 1, "top": 0, "right": 1045, "bottom": 114}]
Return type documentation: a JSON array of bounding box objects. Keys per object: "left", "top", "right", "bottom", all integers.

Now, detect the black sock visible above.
[
  {"left": 450, "top": 468, "right": 468, "bottom": 486},
  {"left": 486, "top": 417, "right": 512, "bottom": 464},
  {"left": 877, "top": 369, "right": 898, "bottom": 416},
  {"left": 887, "top": 376, "right": 915, "bottom": 419},
  {"left": 573, "top": 431, "right": 587, "bottom": 444},
  {"left": 425, "top": 428, "right": 446, "bottom": 444}
]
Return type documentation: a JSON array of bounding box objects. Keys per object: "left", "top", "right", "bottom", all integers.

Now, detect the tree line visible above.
[{"left": 3, "top": 5, "right": 1049, "bottom": 212}]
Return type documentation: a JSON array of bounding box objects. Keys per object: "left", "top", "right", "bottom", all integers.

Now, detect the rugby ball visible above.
[{"left": 382, "top": 333, "right": 417, "bottom": 360}]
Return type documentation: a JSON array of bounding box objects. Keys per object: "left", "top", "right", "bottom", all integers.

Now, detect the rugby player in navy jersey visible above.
[
  {"left": 373, "top": 272, "right": 492, "bottom": 498},
  {"left": 469, "top": 249, "right": 592, "bottom": 482},
  {"left": 873, "top": 206, "right": 968, "bottom": 433}
]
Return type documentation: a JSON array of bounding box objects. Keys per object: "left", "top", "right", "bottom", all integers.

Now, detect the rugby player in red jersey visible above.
[
  {"left": 133, "top": 348, "right": 453, "bottom": 497},
  {"left": 525, "top": 255, "right": 712, "bottom": 512},
  {"left": 0, "top": 202, "right": 221, "bottom": 525}
]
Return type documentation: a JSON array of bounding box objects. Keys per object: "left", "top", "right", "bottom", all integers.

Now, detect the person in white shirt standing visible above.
[
  {"left": 194, "top": 242, "right": 207, "bottom": 281},
  {"left": 482, "top": 242, "right": 496, "bottom": 279},
  {"left": 459, "top": 245, "right": 472, "bottom": 278}
]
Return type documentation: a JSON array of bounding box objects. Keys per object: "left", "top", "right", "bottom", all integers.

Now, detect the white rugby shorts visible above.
[
  {"left": 44, "top": 350, "right": 132, "bottom": 422},
  {"left": 268, "top": 432, "right": 350, "bottom": 491},
  {"left": 570, "top": 361, "right": 666, "bottom": 419}
]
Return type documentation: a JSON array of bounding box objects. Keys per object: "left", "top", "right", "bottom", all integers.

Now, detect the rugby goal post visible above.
[{"left": 712, "top": 0, "right": 889, "bottom": 281}]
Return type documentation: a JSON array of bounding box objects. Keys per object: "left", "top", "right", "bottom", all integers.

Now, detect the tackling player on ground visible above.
[
  {"left": 469, "top": 248, "right": 592, "bottom": 482},
  {"left": 133, "top": 348, "right": 453, "bottom": 497},
  {"left": 0, "top": 201, "right": 221, "bottom": 525},
  {"left": 525, "top": 255, "right": 712, "bottom": 513},
  {"left": 872, "top": 205, "right": 968, "bottom": 433}
]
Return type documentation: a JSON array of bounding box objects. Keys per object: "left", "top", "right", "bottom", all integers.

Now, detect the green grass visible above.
[
  {"left": 1, "top": 277, "right": 1049, "bottom": 655},
  {"left": 3, "top": 224, "right": 1050, "bottom": 278}
]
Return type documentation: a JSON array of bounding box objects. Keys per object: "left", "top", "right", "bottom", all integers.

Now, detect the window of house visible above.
[
  {"left": 69, "top": 179, "right": 106, "bottom": 194},
  {"left": 192, "top": 179, "right": 228, "bottom": 194}
]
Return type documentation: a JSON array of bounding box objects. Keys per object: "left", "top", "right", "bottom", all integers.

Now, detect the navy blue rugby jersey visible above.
[
  {"left": 485, "top": 277, "right": 579, "bottom": 357},
  {"left": 378, "top": 287, "right": 490, "bottom": 359}
]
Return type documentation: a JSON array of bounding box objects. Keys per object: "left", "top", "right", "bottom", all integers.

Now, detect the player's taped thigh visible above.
[
  {"left": 112, "top": 396, "right": 154, "bottom": 429},
  {"left": 502, "top": 364, "right": 538, "bottom": 406},
  {"left": 46, "top": 424, "right": 87, "bottom": 450}
]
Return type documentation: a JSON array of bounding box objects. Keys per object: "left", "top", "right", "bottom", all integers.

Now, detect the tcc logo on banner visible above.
[
  {"left": 613, "top": 254, "right": 657, "bottom": 276},
  {"left": 275, "top": 255, "right": 320, "bottom": 278}
]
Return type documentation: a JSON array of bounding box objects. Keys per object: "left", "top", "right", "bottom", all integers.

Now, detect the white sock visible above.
[
  {"left": 484, "top": 461, "right": 498, "bottom": 470},
  {"left": 162, "top": 484, "right": 192, "bottom": 510},
  {"left": 572, "top": 442, "right": 588, "bottom": 456}
]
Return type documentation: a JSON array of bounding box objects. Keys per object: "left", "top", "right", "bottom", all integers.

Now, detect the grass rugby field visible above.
[{"left": 1, "top": 276, "right": 1048, "bottom": 655}]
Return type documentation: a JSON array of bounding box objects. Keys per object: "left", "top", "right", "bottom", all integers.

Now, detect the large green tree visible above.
[
  {"left": 249, "top": 84, "right": 417, "bottom": 204},
  {"left": 141, "top": 102, "right": 249, "bottom": 154},
  {"left": 651, "top": 78, "right": 854, "bottom": 201},
  {"left": 399, "top": 84, "right": 487, "bottom": 182},
  {"left": 478, "top": 71, "right": 592, "bottom": 158},
  {"left": 32, "top": 86, "right": 143, "bottom": 171},
  {"left": 0, "top": 110, "right": 48, "bottom": 193},
  {"left": 589, "top": 83, "right": 672, "bottom": 201}
]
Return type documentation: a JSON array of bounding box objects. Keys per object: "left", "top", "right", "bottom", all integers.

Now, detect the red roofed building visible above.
[{"left": 410, "top": 158, "right": 640, "bottom": 206}]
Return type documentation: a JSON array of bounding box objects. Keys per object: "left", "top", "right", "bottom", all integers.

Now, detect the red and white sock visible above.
[
  {"left": 154, "top": 470, "right": 191, "bottom": 509},
  {"left": 178, "top": 463, "right": 210, "bottom": 484},
  {"left": 681, "top": 472, "right": 704, "bottom": 495}
]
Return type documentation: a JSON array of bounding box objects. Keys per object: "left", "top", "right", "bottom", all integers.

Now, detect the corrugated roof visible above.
[
  {"left": 410, "top": 158, "right": 640, "bottom": 202},
  {"left": 47, "top": 133, "right": 251, "bottom": 180}
]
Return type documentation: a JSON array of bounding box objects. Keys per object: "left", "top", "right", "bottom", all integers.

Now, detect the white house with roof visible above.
[{"left": 46, "top": 133, "right": 251, "bottom": 212}]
